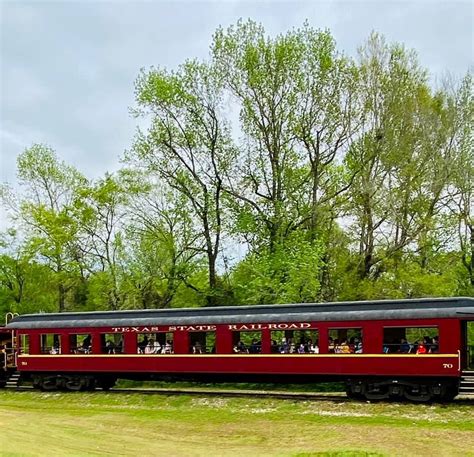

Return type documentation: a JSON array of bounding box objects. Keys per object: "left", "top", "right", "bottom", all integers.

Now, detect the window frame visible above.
[
  {"left": 328, "top": 327, "right": 363, "bottom": 354},
  {"left": 382, "top": 326, "right": 439, "bottom": 354}
]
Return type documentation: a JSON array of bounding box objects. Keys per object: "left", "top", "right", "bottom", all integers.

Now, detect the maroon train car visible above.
[{"left": 2, "top": 297, "right": 474, "bottom": 401}]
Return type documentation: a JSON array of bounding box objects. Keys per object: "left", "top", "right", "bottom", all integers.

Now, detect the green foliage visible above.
[
  {"left": 0, "top": 230, "right": 58, "bottom": 315},
  {"left": 336, "top": 254, "right": 462, "bottom": 301},
  {"left": 233, "top": 234, "right": 323, "bottom": 304}
]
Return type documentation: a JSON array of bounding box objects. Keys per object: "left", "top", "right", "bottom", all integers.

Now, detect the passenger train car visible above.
[{"left": 1, "top": 297, "right": 474, "bottom": 401}]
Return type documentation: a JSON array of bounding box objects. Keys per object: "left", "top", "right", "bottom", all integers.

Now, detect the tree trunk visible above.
[
  {"left": 58, "top": 283, "right": 66, "bottom": 313},
  {"left": 207, "top": 251, "right": 217, "bottom": 306},
  {"left": 469, "top": 223, "right": 474, "bottom": 286}
]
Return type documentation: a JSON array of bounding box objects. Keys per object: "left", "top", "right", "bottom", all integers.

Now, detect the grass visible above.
[
  {"left": 116, "top": 379, "right": 346, "bottom": 392},
  {"left": 1, "top": 390, "right": 473, "bottom": 456}
]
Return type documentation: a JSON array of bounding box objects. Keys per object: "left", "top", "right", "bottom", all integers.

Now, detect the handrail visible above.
[
  {"left": 2, "top": 347, "right": 16, "bottom": 371},
  {"left": 5, "top": 312, "right": 18, "bottom": 326}
]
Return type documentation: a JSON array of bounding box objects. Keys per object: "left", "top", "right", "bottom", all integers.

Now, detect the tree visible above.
[
  {"left": 14, "top": 145, "right": 86, "bottom": 312},
  {"left": 345, "top": 34, "right": 450, "bottom": 279},
  {"left": 446, "top": 72, "right": 474, "bottom": 288},
  {"left": 125, "top": 184, "right": 205, "bottom": 308},
  {"left": 213, "top": 20, "right": 306, "bottom": 252},
  {"left": 232, "top": 233, "right": 323, "bottom": 304},
  {"left": 74, "top": 173, "right": 129, "bottom": 310},
  {"left": 131, "top": 60, "right": 234, "bottom": 305},
  {"left": 0, "top": 230, "right": 59, "bottom": 315},
  {"left": 291, "top": 25, "right": 361, "bottom": 240}
]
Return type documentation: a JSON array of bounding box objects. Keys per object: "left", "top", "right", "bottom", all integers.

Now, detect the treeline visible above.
[{"left": 1, "top": 21, "right": 473, "bottom": 315}]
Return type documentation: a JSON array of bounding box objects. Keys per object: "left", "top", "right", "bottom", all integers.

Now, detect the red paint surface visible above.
[
  {"left": 12, "top": 316, "right": 470, "bottom": 379},
  {"left": 17, "top": 354, "right": 459, "bottom": 377}
]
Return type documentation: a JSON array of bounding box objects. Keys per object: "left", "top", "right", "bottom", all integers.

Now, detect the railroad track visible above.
[
  {"left": 8, "top": 386, "right": 474, "bottom": 403},
  {"left": 110, "top": 387, "right": 349, "bottom": 401},
  {"left": 105, "top": 387, "right": 474, "bottom": 403},
  {"left": 11, "top": 385, "right": 347, "bottom": 401}
]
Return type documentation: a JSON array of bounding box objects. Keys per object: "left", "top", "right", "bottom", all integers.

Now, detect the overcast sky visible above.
[{"left": 1, "top": 0, "right": 473, "bottom": 207}]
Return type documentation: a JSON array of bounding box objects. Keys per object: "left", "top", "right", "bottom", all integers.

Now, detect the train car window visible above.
[
  {"left": 20, "top": 334, "right": 29, "bottom": 354},
  {"left": 69, "top": 334, "right": 92, "bottom": 354},
  {"left": 383, "top": 327, "right": 438, "bottom": 354},
  {"left": 189, "top": 331, "right": 216, "bottom": 354},
  {"left": 232, "top": 331, "right": 261, "bottom": 354},
  {"left": 100, "top": 333, "right": 124, "bottom": 354},
  {"left": 41, "top": 334, "right": 61, "bottom": 354},
  {"left": 270, "top": 329, "right": 319, "bottom": 354},
  {"left": 328, "top": 329, "right": 363, "bottom": 354},
  {"left": 137, "top": 332, "right": 174, "bottom": 354}
]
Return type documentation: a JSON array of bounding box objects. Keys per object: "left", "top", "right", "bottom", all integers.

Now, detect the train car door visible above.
[
  {"left": 1, "top": 313, "right": 18, "bottom": 372},
  {"left": 0, "top": 328, "right": 15, "bottom": 371},
  {"left": 461, "top": 320, "right": 474, "bottom": 370}
]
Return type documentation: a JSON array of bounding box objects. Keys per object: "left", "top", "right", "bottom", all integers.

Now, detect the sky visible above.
[{"left": 0, "top": 0, "right": 473, "bottom": 217}]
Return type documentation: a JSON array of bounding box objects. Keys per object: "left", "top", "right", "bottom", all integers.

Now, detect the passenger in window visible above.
[
  {"left": 138, "top": 336, "right": 148, "bottom": 354},
  {"left": 430, "top": 336, "right": 439, "bottom": 353},
  {"left": 144, "top": 339, "right": 155, "bottom": 354},
  {"left": 347, "top": 338, "right": 353, "bottom": 353},
  {"left": 271, "top": 339, "right": 279, "bottom": 354},
  {"left": 328, "top": 337, "right": 335, "bottom": 353},
  {"left": 423, "top": 336, "right": 433, "bottom": 353},
  {"left": 106, "top": 340, "right": 116, "bottom": 354},
  {"left": 81, "top": 335, "right": 91, "bottom": 353},
  {"left": 50, "top": 345, "right": 60, "bottom": 355},
  {"left": 193, "top": 341, "right": 203, "bottom": 354},
  {"left": 280, "top": 338, "right": 289, "bottom": 354},
  {"left": 233, "top": 340, "right": 246, "bottom": 353},
  {"left": 163, "top": 340, "right": 173, "bottom": 354},
  {"left": 152, "top": 339, "right": 161, "bottom": 354},
  {"left": 399, "top": 338, "right": 410, "bottom": 353},
  {"left": 304, "top": 339, "right": 311, "bottom": 353},
  {"left": 416, "top": 339, "right": 427, "bottom": 354},
  {"left": 297, "top": 343, "right": 306, "bottom": 354},
  {"left": 305, "top": 339, "right": 311, "bottom": 353},
  {"left": 334, "top": 339, "right": 342, "bottom": 353},
  {"left": 382, "top": 338, "right": 391, "bottom": 353},
  {"left": 289, "top": 338, "right": 296, "bottom": 354},
  {"left": 310, "top": 341, "right": 319, "bottom": 354},
  {"left": 340, "top": 340, "right": 351, "bottom": 354},
  {"left": 249, "top": 339, "right": 260, "bottom": 354},
  {"left": 354, "top": 338, "right": 363, "bottom": 354}
]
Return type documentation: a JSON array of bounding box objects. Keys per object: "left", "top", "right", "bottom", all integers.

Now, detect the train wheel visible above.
[
  {"left": 32, "top": 377, "right": 42, "bottom": 390},
  {"left": 403, "top": 384, "right": 432, "bottom": 402},
  {"left": 364, "top": 383, "right": 390, "bottom": 401},
  {"left": 64, "top": 376, "right": 84, "bottom": 392},
  {"left": 346, "top": 390, "right": 365, "bottom": 400},
  {"left": 346, "top": 380, "right": 365, "bottom": 400},
  {"left": 40, "top": 376, "right": 59, "bottom": 391},
  {"left": 388, "top": 383, "right": 404, "bottom": 399}
]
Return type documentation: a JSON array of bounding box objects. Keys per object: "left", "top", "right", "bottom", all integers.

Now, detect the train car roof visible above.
[{"left": 6, "top": 297, "right": 474, "bottom": 330}]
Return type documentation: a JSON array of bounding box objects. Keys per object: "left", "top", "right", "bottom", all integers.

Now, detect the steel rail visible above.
[{"left": 7, "top": 385, "right": 474, "bottom": 403}]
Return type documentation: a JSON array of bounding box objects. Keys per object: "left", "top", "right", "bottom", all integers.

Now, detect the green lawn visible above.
[{"left": 1, "top": 391, "right": 473, "bottom": 456}]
